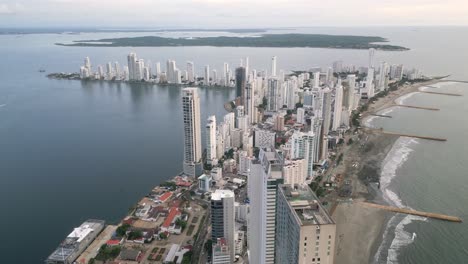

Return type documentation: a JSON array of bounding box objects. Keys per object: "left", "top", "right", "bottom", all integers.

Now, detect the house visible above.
[
  {"left": 119, "top": 248, "right": 142, "bottom": 261},
  {"left": 160, "top": 207, "right": 182, "bottom": 234}
]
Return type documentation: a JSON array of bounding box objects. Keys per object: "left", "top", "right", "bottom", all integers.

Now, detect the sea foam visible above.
[{"left": 373, "top": 137, "right": 427, "bottom": 264}]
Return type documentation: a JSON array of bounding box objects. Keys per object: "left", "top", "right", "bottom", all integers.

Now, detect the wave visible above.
[
  {"left": 373, "top": 137, "right": 427, "bottom": 264},
  {"left": 0, "top": 104, "right": 6, "bottom": 108},
  {"left": 386, "top": 215, "right": 427, "bottom": 264},
  {"left": 394, "top": 92, "right": 418, "bottom": 105}
]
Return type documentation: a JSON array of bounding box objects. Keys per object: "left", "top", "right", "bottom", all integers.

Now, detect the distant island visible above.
[
  {"left": 56, "top": 34, "right": 409, "bottom": 50},
  {"left": 0, "top": 28, "right": 269, "bottom": 35}
]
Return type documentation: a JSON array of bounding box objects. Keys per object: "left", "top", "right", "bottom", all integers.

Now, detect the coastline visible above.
[{"left": 332, "top": 79, "right": 441, "bottom": 264}]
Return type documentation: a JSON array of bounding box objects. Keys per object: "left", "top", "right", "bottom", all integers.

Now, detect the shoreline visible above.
[{"left": 332, "top": 78, "right": 441, "bottom": 264}]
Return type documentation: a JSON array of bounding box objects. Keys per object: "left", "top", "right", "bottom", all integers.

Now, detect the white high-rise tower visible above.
[
  {"left": 182, "top": 88, "right": 202, "bottom": 177},
  {"left": 332, "top": 81, "right": 343, "bottom": 131},
  {"left": 206, "top": 116, "right": 217, "bottom": 165},
  {"left": 271, "top": 56, "right": 277, "bottom": 77},
  {"left": 211, "top": 190, "right": 235, "bottom": 263}
]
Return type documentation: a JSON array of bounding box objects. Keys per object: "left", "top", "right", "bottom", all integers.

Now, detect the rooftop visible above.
[
  {"left": 211, "top": 189, "right": 234, "bottom": 201},
  {"left": 280, "top": 184, "right": 334, "bottom": 226}
]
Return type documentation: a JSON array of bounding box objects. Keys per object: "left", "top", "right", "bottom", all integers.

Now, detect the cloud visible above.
[{"left": 0, "top": 3, "right": 23, "bottom": 15}]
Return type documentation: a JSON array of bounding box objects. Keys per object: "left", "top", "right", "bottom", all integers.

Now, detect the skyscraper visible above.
[
  {"left": 235, "top": 67, "right": 247, "bottom": 104},
  {"left": 332, "top": 81, "right": 343, "bottom": 131},
  {"left": 206, "top": 116, "right": 217, "bottom": 165},
  {"left": 346, "top": 75, "right": 356, "bottom": 110},
  {"left": 271, "top": 56, "right": 277, "bottom": 77},
  {"left": 211, "top": 190, "right": 235, "bottom": 263},
  {"left": 367, "top": 67, "right": 375, "bottom": 98},
  {"left": 248, "top": 148, "right": 284, "bottom": 264},
  {"left": 127, "top": 52, "right": 137, "bottom": 81},
  {"left": 267, "top": 77, "right": 280, "bottom": 112},
  {"left": 182, "top": 88, "right": 202, "bottom": 177},
  {"left": 187, "top": 61, "right": 195, "bottom": 83},
  {"left": 276, "top": 184, "right": 336, "bottom": 264},
  {"left": 204, "top": 65, "right": 210, "bottom": 85},
  {"left": 369, "top": 48, "right": 376, "bottom": 69}
]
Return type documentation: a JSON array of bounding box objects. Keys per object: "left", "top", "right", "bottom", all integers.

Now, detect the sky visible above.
[{"left": 1, "top": 0, "right": 468, "bottom": 28}]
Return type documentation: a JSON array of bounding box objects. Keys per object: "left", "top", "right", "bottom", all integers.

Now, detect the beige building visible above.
[{"left": 276, "top": 184, "right": 336, "bottom": 264}]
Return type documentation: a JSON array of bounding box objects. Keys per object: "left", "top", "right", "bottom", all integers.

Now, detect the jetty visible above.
[
  {"left": 420, "top": 91, "right": 462, "bottom": 96},
  {"left": 369, "top": 113, "right": 392, "bottom": 118},
  {"left": 359, "top": 202, "right": 462, "bottom": 223},
  {"left": 368, "top": 129, "right": 447, "bottom": 142},
  {"left": 394, "top": 104, "right": 440, "bottom": 111}
]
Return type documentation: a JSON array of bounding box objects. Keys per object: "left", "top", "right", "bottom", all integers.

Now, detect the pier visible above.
[
  {"left": 359, "top": 202, "right": 462, "bottom": 223},
  {"left": 393, "top": 104, "right": 440, "bottom": 111},
  {"left": 369, "top": 113, "right": 392, "bottom": 118},
  {"left": 368, "top": 129, "right": 447, "bottom": 142},
  {"left": 420, "top": 91, "right": 462, "bottom": 96}
]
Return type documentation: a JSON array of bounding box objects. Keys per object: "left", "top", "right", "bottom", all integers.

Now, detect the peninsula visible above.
[{"left": 56, "top": 33, "right": 409, "bottom": 50}]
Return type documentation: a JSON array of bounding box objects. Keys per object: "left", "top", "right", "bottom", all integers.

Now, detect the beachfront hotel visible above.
[{"left": 182, "top": 87, "right": 203, "bottom": 177}]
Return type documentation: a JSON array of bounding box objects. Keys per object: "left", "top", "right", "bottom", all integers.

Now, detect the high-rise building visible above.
[
  {"left": 127, "top": 53, "right": 137, "bottom": 80},
  {"left": 332, "top": 61, "right": 343, "bottom": 73},
  {"left": 369, "top": 48, "right": 376, "bottom": 68},
  {"left": 235, "top": 67, "right": 247, "bottom": 104},
  {"left": 267, "top": 77, "right": 280, "bottom": 112},
  {"left": 290, "top": 130, "right": 316, "bottom": 178},
  {"left": 245, "top": 82, "right": 255, "bottom": 124},
  {"left": 182, "top": 88, "right": 202, "bottom": 177},
  {"left": 321, "top": 88, "right": 332, "bottom": 136},
  {"left": 313, "top": 71, "right": 321, "bottom": 88},
  {"left": 187, "top": 61, "right": 195, "bottom": 83},
  {"left": 211, "top": 190, "right": 235, "bottom": 262},
  {"left": 155, "top": 62, "right": 161, "bottom": 77},
  {"left": 248, "top": 148, "right": 284, "bottom": 264},
  {"left": 296, "top": 108, "right": 305, "bottom": 124},
  {"left": 332, "top": 81, "right": 343, "bottom": 131},
  {"left": 204, "top": 65, "right": 210, "bottom": 85},
  {"left": 114, "top": 62, "right": 120, "bottom": 80},
  {"left": 283, "top": 159, "right": 307, "bottom": 185},
  {"left": 346, "top": 75, "right": 356, "bottom": 110},
  {"left": 276, "top": 184, "right": 336, "bottom": 264},
  {"left": 390, "top": 64, "right": 404, "bottom": 80},
  {"left": 206, "top": 116, "right": 217, "bottom": 165},
  {"left": 212, "top": 238, "right": 232, "bottom": 264},
  {"left": 223, "top": 63, "right": 230, "bottom": 86},
  {"left": 271, "top": 56, "right": 277, "bottom": 77},
  {"left": 84, "top": 56, "right": 91, "bottom": 72},
  {"left": 367, "top": 68, "right": 375, "bottom": 98}
]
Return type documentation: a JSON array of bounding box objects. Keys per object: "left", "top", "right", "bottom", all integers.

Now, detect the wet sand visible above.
[{"left": 332, "top": 79, "right": 440, "bottom": 264}]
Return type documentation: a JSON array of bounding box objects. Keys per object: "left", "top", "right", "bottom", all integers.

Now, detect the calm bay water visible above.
[{"left": 0, "top": 27, "right": 467, "bottom": 263}]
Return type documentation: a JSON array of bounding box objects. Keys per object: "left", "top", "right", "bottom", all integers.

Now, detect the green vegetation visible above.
[
  {"left": 57, "top": 34, "right": 409, "bottom": 50},
  {"left": 159, "top": 232, "right": 168, "bottom": 240},
  {"left": 295, "top": 102, "right": 303, "bottom": 109},
  {"left": 127, "top": 230, "right": 143, "bottom": 240},
  {"left": 336, "top": 153, "right": 344, "bottom": 165},
  {"left": 182, "top": 251, "right": 193, "bottom": 264},
  {"left": 176, "top": 218, "right": 188, "bottom": 230},
  {"left": 116, "top": 223, "right": 130, "bottom": 237},
  {"left": 94, "top": 245, "right": 121, "bottom": 262},
  {"left": 204, "top": 239, "right": 213, "bottom": 256},
  {"left": 160, "top": 181, "right": 177, "bottom": 190}
]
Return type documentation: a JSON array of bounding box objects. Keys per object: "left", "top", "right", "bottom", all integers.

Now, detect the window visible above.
[
  {"left": 304, "top": 243, "right": 307, "bottom": 246},
  {"left": 312, "top": 258, "right": 315, "bottom": 261},
  {"left": 316, "top": 241, "right": 319, "bottom": 246},
  {"left": 318, "top": 258, "right": 321, "bottom": 261},
  {"left": 317, "top": 236, "right": 320, "bottom": 240},
  {"left": 329, "top": 235, "right": 331, "bottom": 239}
]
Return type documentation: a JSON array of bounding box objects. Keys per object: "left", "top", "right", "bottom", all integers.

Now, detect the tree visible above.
[
  {"left": 116, "top": 223, "right": 130, "bottom": 238},
  {"left": 204, "top": 239, "right": 213, "bottom": 256},
  {"left": 159, "top": 232, "right": 168, "bottom": 239},
  {"left": 127, "top": 230, "right": 143, "bottom": 240},
  {"left": 176, "top": 219, "right": 187, "bottom": 230}
]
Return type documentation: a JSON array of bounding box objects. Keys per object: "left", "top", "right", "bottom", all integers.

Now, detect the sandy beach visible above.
[{"left": 331, "top": 79, "right": 441, "bottom": 264}]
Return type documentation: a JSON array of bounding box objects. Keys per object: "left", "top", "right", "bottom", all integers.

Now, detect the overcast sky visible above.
[{"left": 1, "top": 0, "right": 468, "bottom": 28}]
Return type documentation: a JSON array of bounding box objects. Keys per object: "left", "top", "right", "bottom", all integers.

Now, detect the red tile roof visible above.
[
  {"left": 106, "top": 239, "right": 121, "bottom": 246},
  {"left": 162, "top": 207, "right": 180, "bottom": 228},
  {"left": 159, "top": 192, "right": 173, "bottom": 202}
]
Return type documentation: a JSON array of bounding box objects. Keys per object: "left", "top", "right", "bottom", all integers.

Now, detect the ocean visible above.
[{"left": 0, "top": 27, "right": 467, "bottom": 263}]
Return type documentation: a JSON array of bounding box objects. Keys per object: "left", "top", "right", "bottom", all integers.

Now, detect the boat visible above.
[
  {"left": 39, "top": 68, "right": 46, "bottom": 73},
  {"left": 412, "top": 232, "right": 417, "bottom": 240}
]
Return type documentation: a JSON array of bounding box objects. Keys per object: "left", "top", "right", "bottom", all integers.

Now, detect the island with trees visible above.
[{"left": 56, "top": 33, "right": 409, "bottom": 50}]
